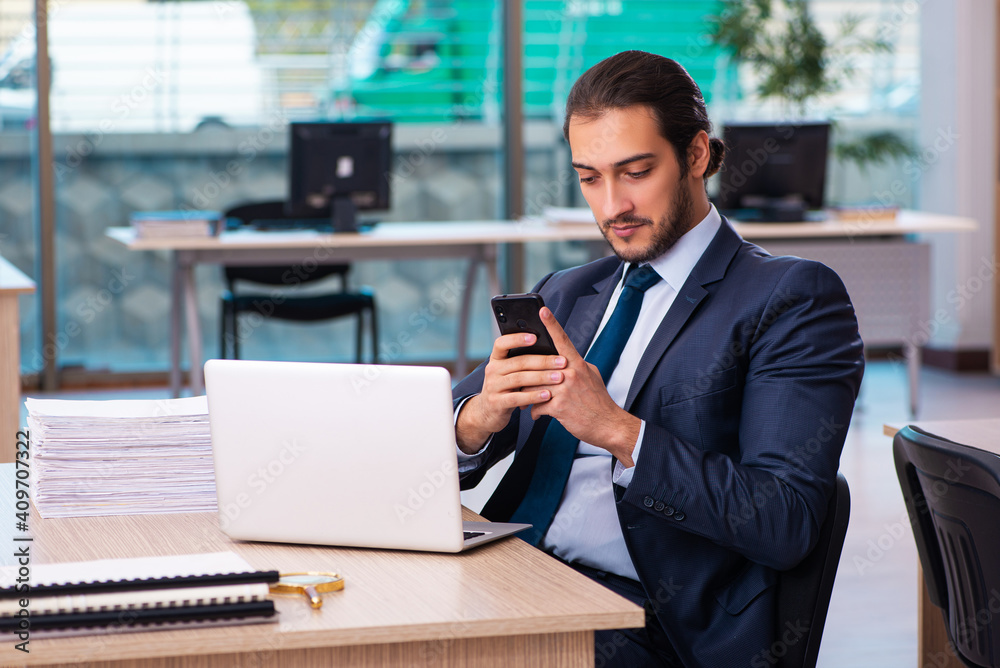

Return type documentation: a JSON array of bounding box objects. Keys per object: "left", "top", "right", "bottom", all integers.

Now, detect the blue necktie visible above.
[{"left": 510, "top": 263, "right": 662, "bottom": 545}]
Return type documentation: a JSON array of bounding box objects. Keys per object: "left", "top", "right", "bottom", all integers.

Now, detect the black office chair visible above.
[
  {"left": 219, "top": 201, "right": 378, "bottom": 362},
  {"left": 894, "top": 425, "right": 1000, "bottom": 668},
  {"left": 773, "top": 472, "right": 851, "bottom": 668}
]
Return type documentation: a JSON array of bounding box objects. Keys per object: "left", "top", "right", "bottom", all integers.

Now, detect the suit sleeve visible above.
[
  {"left": 620, "top": 260, "right": 864, "bottom": 570},
  {"left": 451, "top": 271, "right": 558, "bottom": 490}
]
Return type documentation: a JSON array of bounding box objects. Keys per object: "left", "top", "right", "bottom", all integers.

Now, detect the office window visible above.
[
  {"left": 22, "top": 0, "right": 921, "bottom": 381},
  {"left": 31, "top": 0, "right": 508, "bottom": 378},
  {"left": 708, "top": 0, "right": 922, "bottom": 207},
  {"left": 819, "top": 0, "right": 921, "bottom": 207},
  {"left": 521, "top": 0, "right": 730, "bottom": 282},
  {"left": 0, "top": 3, "right": 38, "bottom": 372},
  {"left": 524, "top": 0, "right": 920, "bottom": 231}
]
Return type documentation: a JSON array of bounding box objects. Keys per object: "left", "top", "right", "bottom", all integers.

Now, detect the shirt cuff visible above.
[
  {"left": 454, "top": 394, "right": 491, "bottom": 469},
  {"left": 612, "top": 420, "right": 646, "bottom": 487}
]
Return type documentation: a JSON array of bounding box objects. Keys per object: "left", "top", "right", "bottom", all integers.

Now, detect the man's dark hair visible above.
[{"left": 563, "top": 50, "right": 725, "bottom": 179}]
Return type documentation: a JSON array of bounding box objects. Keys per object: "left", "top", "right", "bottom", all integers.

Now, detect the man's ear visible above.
[{"left": 687, "top": 130, "right": 711, "bottom": 179}]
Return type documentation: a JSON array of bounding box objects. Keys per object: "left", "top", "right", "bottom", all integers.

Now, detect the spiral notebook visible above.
[{"left": 0, "top": 551, "right": 277, "bottom": 635}]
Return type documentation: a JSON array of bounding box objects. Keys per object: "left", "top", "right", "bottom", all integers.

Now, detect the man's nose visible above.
[{"left": 603, "top": 182, "right": 633, "bottom": 221}]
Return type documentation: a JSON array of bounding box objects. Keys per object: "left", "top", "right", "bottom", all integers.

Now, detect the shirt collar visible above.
[{"left": 631, "top": 203, "right": 721, "bottom": 293}]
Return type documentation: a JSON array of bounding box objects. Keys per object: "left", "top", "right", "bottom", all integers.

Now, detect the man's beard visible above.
[{"left": 599, "top": 179, "right": 696, "bottom": 264}]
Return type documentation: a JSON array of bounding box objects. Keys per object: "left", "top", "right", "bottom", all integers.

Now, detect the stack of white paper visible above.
[{"left": 25, "top": 396, "right": 217, "bottom": 518}]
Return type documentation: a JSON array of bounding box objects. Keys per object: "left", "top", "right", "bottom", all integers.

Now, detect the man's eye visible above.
[
  {"left": 627, "top": 169, "right": 650, "bottom": 179},
  {"left": 579, "top": 176, "right": 596, "bottom": 184}
]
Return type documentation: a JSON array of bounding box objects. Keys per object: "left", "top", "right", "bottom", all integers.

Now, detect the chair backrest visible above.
[
  {"left": 222, "top": 200, "right": 348, "bottom": 287},
  {"left": 894, "top": 425, "right": 1000, "bottom": 668},
  {"left": 774, "top": 472, "right": 851, "bottom": 668}
]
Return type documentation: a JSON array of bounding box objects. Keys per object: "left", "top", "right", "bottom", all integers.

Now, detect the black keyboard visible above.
[{"left": 463, "top": 531, "right": 486, "bottom": 540}]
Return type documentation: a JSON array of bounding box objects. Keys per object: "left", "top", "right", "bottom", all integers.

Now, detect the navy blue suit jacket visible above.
[{"left": 453, "top": 218, "right": 864, "bottom": 667}]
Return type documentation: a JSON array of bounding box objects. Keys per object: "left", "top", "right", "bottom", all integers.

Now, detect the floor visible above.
[{"left": 21, "top": 359, "right": 1000, "bottom": 667}]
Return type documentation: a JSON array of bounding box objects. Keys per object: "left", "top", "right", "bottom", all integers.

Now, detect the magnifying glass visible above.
[{"left": 268, "top": 572, "right": 344, "bottom": 609}]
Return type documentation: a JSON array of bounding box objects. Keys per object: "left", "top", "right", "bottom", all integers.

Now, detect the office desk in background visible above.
[
  {"left": 733, "top": 210, "right": 975, "bottom": 417},
  {"left": 0, "top": 501, "right": 643, "bottom": 667},
  {"left": 884, "top": 419, "right": 1000, "bottom": 668},
  {"left": 107, "top": 211, "right": 975, "bottom": 401},
  {"left": 107, "top": 220, "right": 608, "bottom": 397},
  {"left": 0, "top": 256, "right": 34, "bottom": 463}
]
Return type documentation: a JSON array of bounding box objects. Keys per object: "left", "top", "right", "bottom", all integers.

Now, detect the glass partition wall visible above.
[
  {"left": 520, "top": 0, "right": 732, "bottom": 284},
  {"left": 32, "top": 0, "right": 508, "bottom": 385},
  {"left": 521, "top": 0, "right": 921, "bottom": 285},
  {"left": 18, "top": 0, "right": 921, "bottom": 388},
  {"left": 0, "top": 1, "right": 39, "bottom": 377}
]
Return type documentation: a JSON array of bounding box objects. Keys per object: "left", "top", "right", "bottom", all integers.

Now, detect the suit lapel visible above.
[
  {"left": 624, "top": 218, "right": 745, "bottom": 410},
  {"left": 562, "top": 265, "right": 623, "bottom": 356}
]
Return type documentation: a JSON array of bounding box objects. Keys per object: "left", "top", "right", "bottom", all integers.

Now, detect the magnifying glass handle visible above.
[{"left": 305, "top": 585, "right": 323, "bottom": 609}]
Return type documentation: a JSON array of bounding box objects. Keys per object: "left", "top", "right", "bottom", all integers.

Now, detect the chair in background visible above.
[
  {"left": 894, "top": 425, "right": 1000, "bottom": 668},
  {"left": 774, "top": 472, "right": 851, "bottom": 668},
  {"left": 220, "top": 201, "right": 377, "bottom": 362}
]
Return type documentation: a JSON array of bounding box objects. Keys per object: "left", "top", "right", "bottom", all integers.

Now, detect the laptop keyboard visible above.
[{"left": 463, "top": 531, "right": 487, "bottom": 540}]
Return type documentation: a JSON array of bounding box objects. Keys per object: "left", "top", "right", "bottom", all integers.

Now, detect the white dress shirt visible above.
[{"left": 459, "top": 206, "right": 722, "bottom": 580}]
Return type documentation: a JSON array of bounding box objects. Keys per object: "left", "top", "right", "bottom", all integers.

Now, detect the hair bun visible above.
[{"left": 704, "top": 137, "right": 726, "bottom": 178}]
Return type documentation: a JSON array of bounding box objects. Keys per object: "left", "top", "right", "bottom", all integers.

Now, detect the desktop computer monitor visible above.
[
  {"left": 286, "top": 121, "right": 392, "bottom": 232},
  {"left": 714, "top": 121, "right": 830, "bottom": 222}
]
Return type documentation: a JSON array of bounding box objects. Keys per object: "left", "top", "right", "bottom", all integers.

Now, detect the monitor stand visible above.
[{"left": 331, "top": 197, "right": 358, "bottom": 233}]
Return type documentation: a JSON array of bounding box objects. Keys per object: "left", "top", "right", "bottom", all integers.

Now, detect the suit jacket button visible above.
[
  {"left": 663, "top": 506, "right": 674, "bottom": 517},
  {"left": 654, "top": 501, "right": 665, "bottom": 512},
  {"left": 673, "top": 512, "right": 685, "bottom": 521},
  {"left": 643, "top": 496, "right": 654, "bottom": 508}
]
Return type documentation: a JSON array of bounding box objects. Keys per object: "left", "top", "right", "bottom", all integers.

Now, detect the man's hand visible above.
[
  {"left": 455, "top": 331, "right": 567, "bottom": 454},
  {"left": 525, "top": 307, "right": 641, "bottom": 466}
]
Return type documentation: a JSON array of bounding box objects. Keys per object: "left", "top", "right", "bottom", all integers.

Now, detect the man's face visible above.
[{"left": 568, "top": 105, "right": 700, "bottom": 263}]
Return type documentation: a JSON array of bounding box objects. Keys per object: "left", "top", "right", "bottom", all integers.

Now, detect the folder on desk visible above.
[{"left": 0, "top": 551, "right": 277, "bottom": 635}]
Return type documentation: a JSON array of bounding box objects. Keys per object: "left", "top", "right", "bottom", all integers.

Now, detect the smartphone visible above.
[{"left": 491, "top": 293, "right": 559, "bottom": 357}]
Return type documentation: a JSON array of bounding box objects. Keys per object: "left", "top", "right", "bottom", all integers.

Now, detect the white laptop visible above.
[{"left": 204, "top": 359, "right": 529, "bottom": 553}]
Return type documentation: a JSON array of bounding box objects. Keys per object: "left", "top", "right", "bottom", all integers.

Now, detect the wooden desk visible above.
[
  {"left": 0, "top": 256, "right": 34, "bottom": 462},
  {"left": 884, "top": 419, "right": 1000, "bottom": 668},
  {"left": 107, "top": 211, "right": 974, "bottom": 400},
  {"left": 0, "top": 503, "right": 643, "bottom": 667}
]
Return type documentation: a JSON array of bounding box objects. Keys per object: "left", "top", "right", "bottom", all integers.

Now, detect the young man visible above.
[{"left": 453, "top": 51, "right": 864, "bottom": 668}]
